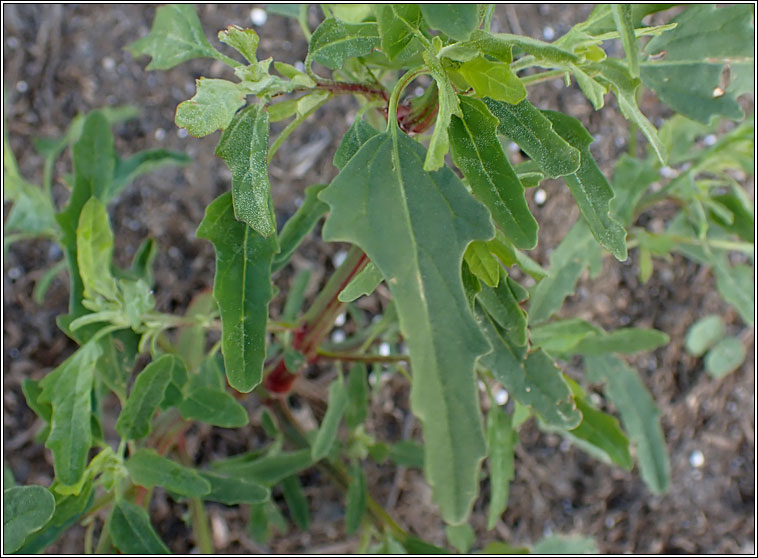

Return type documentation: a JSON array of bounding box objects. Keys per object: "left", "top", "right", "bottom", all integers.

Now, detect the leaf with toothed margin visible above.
[
  {"left": 197, "top": 192, "right": 276, "bottom": 393},
  {"left": 308, "top": 18, "right": 380, "bottom": 69},
  {"left": 423, "top": 48, "right": 462, "bottom": 172},
  {"left": 175, "top": 78, "right": 247, "bottom": 138},
  {"left": 419, "top": 5, "right": 479, "bottom": 42},
  {"left": 319, "top": 124, "right": 494, "bottom": 525}
]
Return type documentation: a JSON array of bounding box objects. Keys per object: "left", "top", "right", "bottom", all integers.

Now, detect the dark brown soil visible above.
[{"left": 3, "top": 4, "right": 754, "bottom": 554}]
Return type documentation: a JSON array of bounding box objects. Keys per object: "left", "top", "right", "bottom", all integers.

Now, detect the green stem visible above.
[
  {"left": 190, "top": 499, "right": 214, "bottom": 553},
  {"left": 386, "top": 68, "right": 426, "bottom": 133},
  {"left": 268, "top": 94, "right": 331, "bottom": 163},
  {"left": 93, "top": 514, "right": 112, "bottom": 554},
  {"left": 520, "top": 69, "right": 565, "bottom": 86},
  {"left": 316, "top": 349, "right": 409, "bottom": 363},
  {"left": 211, "top": 50, "right": 244, "bottom": 69},
  {"left": 510, "top": 55, "right": 537, "bottom": 72}
]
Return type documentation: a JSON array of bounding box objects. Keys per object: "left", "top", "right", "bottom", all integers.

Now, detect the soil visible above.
[{"left": 3, "top": 4, "right": 754, "bottom": 555}]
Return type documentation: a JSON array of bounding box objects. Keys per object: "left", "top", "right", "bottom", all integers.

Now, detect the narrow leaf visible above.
[
  {"left": 200, "top": 472, "right": 269, "bottom": 505},
  {"left": 211, "top": 449, "right": 313, "bottom": 486},
  {"left": 76, "top": 197, "right": 117, "bottom": 300},
  {"left": 449, "top": 96, "right": 538, "bottom": 250},
  {"left": 312, "top": 375, "right": 349, "bottom": 461},
  {"left": 714, "top": 263, "right": 754, "bottom": 327},
  {"left": 345, "top": 363, "right": 369, "bottom": 429},
  {"left": 110, "top": 149, "right": 191, "bottom": 201},
  {"left": 178, "top": 386, "right": 249, "bottom": 428},
  {"left": 338, "top": 262, "right": 383, "bottom": 302},
  {"left": 573, "top": 327, "right": 669, "bottom": 355},
  {"left": 3, "top": 485, "right": 56, "bottom": 554},
  {"left": 471, "top": 30, "right": 579, "bottom": 65},
  {"left": 419, "top": 5, "right": 479, "bottom": 41},
  {"left": 486, "top": 407, "right": 515, "bottom": 530},
  {"left": 110, "top": 500, "right": 170, "bottom": 554},
  {"left": 272, "top": 184, "right": 329, "bottom": 272},
  {"left": 197, "top": 192, "right": 276, "bottom": 392},
  {"left": 127, "top": 449, "right": 211, "bottom": 497},
  {"left": 308, "top": 19, "right": 380, "bottom": 69},
  {"left": 478, "top": 279, "right": 527, "bottom": 347},
  {"left": 612, "top": 5, "right": 639, "bottom": 77},
  {"left": 423, "top": 48, "right": 462, "bottom": 171},
  {"left": 319, "top": 126, "right": 493, "bottom": 524},
  {"left": 345, "top": 463, "right": 367, "bottom": 534},
  {"left": 281, "top": 475, "right": 310, "bottom": 530}
]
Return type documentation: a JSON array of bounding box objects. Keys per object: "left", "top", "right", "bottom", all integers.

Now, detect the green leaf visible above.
[
  {"left": 458, "top": 56, "right": 526, "bottom": 104},
  {"left": 571, "top": 65, "right": 608, "bottom": 110},
  {"left": 685, "top": 315, "right": 726, "bottom": 357},
  {"left": 110, "top": 149, "right": 191, "bottom": 201},
  {"left": 419, "top": 5, "right": 479, "bottom": 41},
  {"left": 129, "top": 238, "right": 158, "bottom": 286},
  {"left": 175, "top": 78, "right": 246, "bottom": 138},
  {"left": 714, "top": 263, "right": 754, "bottom": 327},
  {"left": 333, "top": 119, "right": 381, "bottom": 170},
  {"left": 486, "top": 407, "right": 515, "bottom": 530},
  {"left": 711, "top": 192, "right": 755, "bottom": 243},
  {"left": 484, "top": 98, "right": 580, "bottom": 178},
  {"left": 478, "top": 279, "right": 527, "bottom": 347},
  {"left": 338, "top": 261, "right": 384, "bottom": 302},
  {"left": 218, "top": 25, "right": 259, "bottom": 64},
  {"left": 530, "top": 319, "right": 602, "bottom": 354},
  {"left": 308, "top": 19, "right": 380, "bottom": 69},
  {"left": 532, "top": 534, "right": 598, "bottom": 554},
  {"left": 388, "top": 440, "right": 425, "bottom": 469},
  {"left": 449, "top": 96, "right": 538, "bottom": 250},
  {"left": 272, "top": 184, "right": 329, "bottom": 272},
  {"left": 312, "top": 374, "right": 348, "bottom": 461},
  {"left": 586, "top": 355, "right": 670, "bottom": 494},
  {"left": 480, "top": 541, "right": 530, "bottom": 554},
  {"left": 375, "top": 4, "right": 423, "bottom": 61},
  {"left": 423, "top": 48, "right": 462, "bottom": 171},
  {"left": 266, "top": 4, "right": 303, "bottom": 19},
  {"left": 610, "top": 155, "right": 658, "bottom": 227},
  {"left": 76, "top": 197, "right": 117, "bottom": 300},
  {"left": 38, "top": 342, "right": 102, "bottom": 487},
  {"left": 215, "top": 105, "right": 277, "bottom": 238},
  {"left": 3, "top": 485, "right": 56, "bottom": 554},
  {"left": 22, "top": 378, "right": 52, "bottom": 424},
  {"left": 127, "top": 449, "right": 210, "bottom": 497},
  {"left": 176, "top": 291, "right": 217, "bottom": 372},
  {"left": 344, "top": 463, "right": 367, "bottom": 534},
  {"left": 127, "top": 4, "right": 220, "bottom": 70},
  {"left": 211, "top": 449, "right": 313, "bottom": 486},
  {"left": 471, "top": 30, "right": 579, "bottom": 65},
  {"left": 116, "top": 355, "right": 183, "bottom": 440},
  {"left": 446, "top": 524, "right": 474, "bottom": 553},
  {"left": 542, "top": 110, "right": 627, "bottom": 260},
  {"left": 178, "top": 386, "right": 249, "bottom": 428},
  {"left": 110, "top": 500, "right": 170, "bottom": 554},
  {"left": 197, "top": 192, "right": 276, "bottom": 392},
  {"left": 345, "top": 363, "right": 369, "bottom": 429},
  {"left": 573, "top": 327, "right": 670, "bottom": 356},
  {"left": 641, "top": 5, "right": 753, "bottom": 124},
  {"left": 478, "top": 308, "right": 581, "bottom": 430},
  {"left": 612, "top": 5, "right": 639, "bottom": 77},
  {"left": 281, "top": 475, "right": 310, "bottom": 530},
  {"left": 705, "top": 337, "right": 746, "bottom": 378},
  {"left": 528, "top": 220, "right": 603, "bottom": 324},
  {"left": 404, "top": 536, "right": 449, "bottom": 554},
  {"left": 464, "top": 241, "right": 500, "bottom": 288},
  {"left": 200, "top": 471, "right": 269, "bottom": 505},
  {"left": 488, "top": 230, "right": 547, "bottom": 280},
  {"left": 319, "top": 126, "right": 493, "bottom": 524}
]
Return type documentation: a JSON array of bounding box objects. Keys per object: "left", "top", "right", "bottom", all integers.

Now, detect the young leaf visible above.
[
  {"left": 375, "top": 4, "right": 423, "bottom": 61},
  {"left": 218, "top": 25, "right": 259, "bottom": 64},
  {"left": 423, "top": 48, "right": 462, "bottom": 171},
  {"left": 3, "top": 485, "right": 56, "bottom": 554},
  {"left": 308, "top": 19, "right": 380, "bottom": 70},
  {"left": 586, "top": 355, "right": 671, "bottom": 494},
  {"left": 484, "top": 98, "right": 580, "bottom": 178},
  {"left": 272, "top": 184, "right": 329, "bottom": 272},
  {"left": 464, "top": 241, "right": 500, "bottom": 288},
  {"left": 281, "top": 475, "right": 310, "bottom": 530},
  {"left": 345, "top": 363, "right": 369, "bottom": 429},
  {"left": 127, "top": 449, "right": 211, "bottom": 497},
  {"left": 345, "top": 463, "right": 367, "bottom": 534},
  {"left": 38, "top": 342, "right": 102, "bottom": 487},
  {"left": 542, "top": 110, "right": 627, "bottom": 261},
  {"left": 109, "top": 500, "right": 170, "bottom": 554},
  {"left": 211, "top": 449, "right": 313, "bottom": 486},
  {"left": 197, "top": 192, "right": 277, "bottom": 392},
  {"left": 449, "top": 96, "right": 538, "bottom": 250},
  {"left": 478, "top": 280, "right": 527, "bottom": 347},
  {"left": 199, "top": 472, "right": 269, "bottom": 505},
  {"left": 76, "top": 197, "right": 118, "bottom": 300},
  {"left": 338, "top": 262, "right": 384, "bottom": 302},
  {"left": 175, "top": 78, "right": 247, "bottom": 137},
  {"left": 319, "top": 126, "right": 493, "bottom": 524},
  {"left": 611, "top": 5, "right": 639, "bottom": 78},
  {"left": 685, "top": 315, "right": 726, "bottom": 357},
  {"left": 127, "top": 4, "right": 220, "bottom": 70},
  {"left": 641, "top": 4, "right": 753, "bottom": 124},
  {"left": 705, "top": 337, "right": 746, "bottom": 379},
  {"left": 419, "top": 5, "right": 479, "bottom": 42},
  {"left": 312, "top": 375, "right": 349, "bottom": 461},
  {"left": 116, "top": 355, "right": 184, "bottom": 440},
  {"left": 178, "top": 386, "right": 249, "bottom": 428},
  {"left": 486, "top": 407, "right": 515, "bottom": 530},
  {"left": 215, "top": 105, "right": 277, "bottom": 238},
  {"left": 458, "top": 56, "right": 526, "bottom": 104}
]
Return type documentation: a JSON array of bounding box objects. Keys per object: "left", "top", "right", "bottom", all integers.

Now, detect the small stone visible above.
[
  {"left": 250, "top": 7, "right": 268, "bottom": 26},
  {"left": 534, "top": 188, "right": 547, "bottom": 206},
  {"left": 689, "top": 449, "right": 705, "bottom": 468}
]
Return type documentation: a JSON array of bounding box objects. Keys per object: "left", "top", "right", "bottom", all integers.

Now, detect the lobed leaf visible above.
[
  {"left": 175, "top": 78, "right": 247, "bottom": 138},
  {"left": 308, "top": 19, "right": 380, "bottom": 69},
  {"left": 3, "top": 485, "right": 56, "bottom": 554},
  {"left": 127, "top": 449, "right": 211, "bottom": 497},
  {"left": 423, "top": 48, "right": 462, "bottom": 171},
  {"left": 375, "top": 4, "right": 423, "bottom": 61},
  {"left": 110, "top": 500, "right": 170, "bottom": 554},
  {"left": 197, "top": 192, "right": 277, "bottom": 392},
  {"left": 218, "top": 25, "right": 259, "bottom": 64},
  {"left": 419, "top": 4, "right": 479, "bottom": 42}
]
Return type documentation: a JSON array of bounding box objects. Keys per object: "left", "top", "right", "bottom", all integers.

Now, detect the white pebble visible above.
[
  {"left": 331, "top": 329, "right": 346, "bottom": 343},
  {"left": 495, "top": 389, "right": 509, "bottom": 406},
  {"left": 177, "top": 128, "right": 189, "bottom": 138},
  {"left": 534, "top": 188, "right": 547, "bottom": 206},
  {"left": 154, "top": 128, "right": 166, "bottom": 141},
  {"left": 15, "top": 80, "right": 28, "bottom": 93},
  {"left": 508, "top": 141, "right": 519, "bottom": 152},
  {"left": 379, "top": 342, "right": 391, "bottom": 357},
  {"left": 334, "top": 313, "right": 346, "bottom": 327},
  {"left": 704, "top": 134, "right": 717, "bottom": 146},
  {"left": 102, "top": 57, "right": 116, "bottom": 71},
  {"left": 659, "top": 166, "right": 677, "bottom": 179},
  {"left": 689, "top": 449, "right": 705, "bottom": 468},
  {"left": 294, "top": 61, "right": 305, "bottom": 71},
  {"left": 542, "top": 26, "right": 555, "bottom": 40},
  {"left": 332, "top": 250, "right": 348, "bottom": 268},
  {"left": 250, "top": 7, "right": 268, "bottom": 26}
]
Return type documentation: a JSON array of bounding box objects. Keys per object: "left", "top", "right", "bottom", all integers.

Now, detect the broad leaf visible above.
[
  {"left": 345, "top": 463, "right": 367, "bottom": 534},
  {"left": 334, "top": 118, "right": 381, "bottom": 170},
  {"left": 484, "top": 98, "right": 580, "bottom": 178},
  {"left": 110, "top": 500, "right": 170, "bottom": 554},
  {"left": 308, "top": 19, "right": 380, "bottom": 69},
  {"left": 641, "top": 5, "right": 754, "bottom": 124},
  {"left": 116, "top": 355, "right": 184, "bottom": 440},
  {"left": 423, "top": 48, "right": 462, "bottom": 171},
  {"left": 705, "top": 337, "right": 746, "bottom": 378},
  {"left": 127, "top": 4, "right": 220, "bottom": 70},
  {"left": 127, "top": 449, "right": 211, "bottom": 497},
  {"left": 215, "top": 105, "right": 277, "bottom": 238},
  {"left": 338, "top": 261, "right": 384, "bottom": 302},
  {"left": 200, "top": 472, "right": 269, "bottom": 505},
  {"left": 3, "top": 485, "right": 56, "bottom": 554},
  {"left": 449, "top": 96, "right": 538, "bottom": 250},
  {"left": 486, "top": 407, "right": 515, "bottom": 530},
  {"left": 375, "top": 4, "right": 423, "bottom": 61},
  {"left": 211, "top": 449, "right": 313, "bottom": 486},
  {"left": 38, "top": 342, "right": 102, "bottom": 487},
  {"left": 586, "top": 355, "right": 670, "bottom": 494},
  {"left": 178, "top": 386, "right": 249, "bottom": 427},
  {"left": 458, "top": 56, "right": 526, "bottom": 104},
  {"left": 319, "top": 125, "right": 493, "bottom": 524},
  {"left": 419, "top": 5, "right": 479, "bottom": 42},
  {"left": 197, "top": 192, "right": 276, "bottom": 392},
  {"left": 175, "top": 78, "right": 247, "bottom": 137},
  {"left": 312, "top": 375, "right": 348, "bottom": 461},
  {"left": 272, "top": 184, "right": 329, "bottom": 272},
  {"left": 543, "top": 110, "right": 627, "bottom": 260},
  {"left": 685, "top": 315, "right": 726, "bottom": 357},
  {"left": 76, "top": 197, "right": 117, "bottom": 300}
]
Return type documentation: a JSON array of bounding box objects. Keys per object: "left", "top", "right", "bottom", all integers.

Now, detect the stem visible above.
[
  {"left": 316, "top": 349, "right": 410, "bottom": 364},
  {"left": 94, "top": 514, "right": 112, "bottom": 554},
  {"left": 386, "top": 68, "right": 426, "bottom": 133},
  {"left": 212, "top": 50, "right": 244, "bottom": 69},
  {"left": 190, "top": 499, "right": 214, "bottom": 554},
  {"left": 268, "top": 94, "right": 331, "bottom": 163},
  {"left": 520, "top": 69, "right": 565, "bottom": 86},
  {"left": 84, "top": 520, "right": 96, "bottom": 554}
]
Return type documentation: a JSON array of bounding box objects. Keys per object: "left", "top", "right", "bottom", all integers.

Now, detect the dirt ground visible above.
[{"left": 3, "top": 4, "right": 755, "bottom": 554}]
